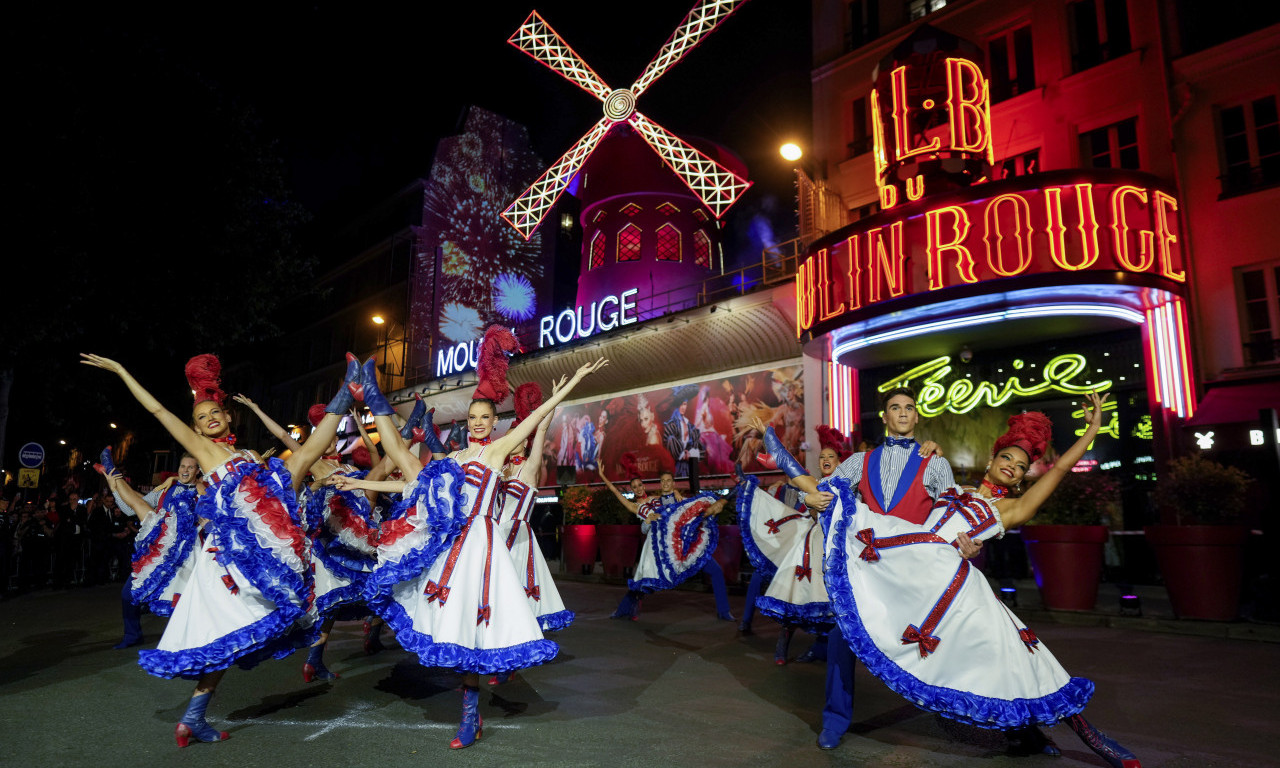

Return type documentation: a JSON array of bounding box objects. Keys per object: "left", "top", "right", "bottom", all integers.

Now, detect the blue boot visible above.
[
  {"left": 398, "top": 394, "right": 426, "bottom": 440},
  {"left": 775, "top": 626, "right": 795, "bottom": 665},
  {"left": 175, "top": 692, "right": 229, "bottom": 747},
  {"left": 1067, "top": 715, "right": 1140, "bottom": 767},
  {"left": 449, "top": 685, "right": 482, "bottom": 749},
  {"left": 100, "top": 446, "right": 116, "bottom": 474},
  {"left": 326, "top": 353, "right": 361, "bottom": 415},
  {"left": 764, "top": 426, "right": 806, "bottom": 479},
  {"left": 302, "top": 643, "right": 338, "bottom": 682},
  {"left": 420, "top": 409, "right": 448, "bottom": 455},
  {"left": 356, "top": 356, "right": 395, "bottom": 416},
  {"left": 612, "top": 590, "right": 641, "bottom": 620}
]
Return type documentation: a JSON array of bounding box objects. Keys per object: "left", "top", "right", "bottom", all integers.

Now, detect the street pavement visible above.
[{"left": 0, "top": 579, "right": 1276, "bottom": 768}]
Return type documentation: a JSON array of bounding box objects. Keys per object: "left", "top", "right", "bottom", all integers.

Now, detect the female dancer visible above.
[
  {"left": 337, "top": 332, "right": 607, "bottom": 749},
  {"left": 95, "top": 449, "right": 199, "bottom": 620},
  {"left": 81, "top": 352, "right": 357, "bottom": 747},
  {"left": 498, "top": 381, "right": 574, "bottom": 634},
  {"left": 600, "top": 468, "right": 664, "bottom": 620},
  {"left": 776, "top": 392, "right": 1140, "bottom": 767}
]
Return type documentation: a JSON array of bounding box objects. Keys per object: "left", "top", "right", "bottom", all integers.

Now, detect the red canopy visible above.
[{"left": 1186, "top": 380, "right": 1280, "bottom": 426}]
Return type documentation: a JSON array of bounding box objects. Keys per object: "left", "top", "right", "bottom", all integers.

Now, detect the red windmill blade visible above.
[{"left": 501, "top": 1, "right": 753, "bottom": 241}]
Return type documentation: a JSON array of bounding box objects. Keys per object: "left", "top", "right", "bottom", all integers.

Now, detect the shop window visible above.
[
  {"left": 1079, "top": 118, "right": 1139, "bottom": 170},
  {"left": 656, "top": 202, "right": 679, "bottom": 216},
  {"left": 592, "top": 209, "right": 608, "bottom": 224},
  {"left": 997, "top": 149, "right": 1040, "bottom": 179},
  {"left": 589, "top": 231, "right": 606, "bottom": 269},
  {"left": 656, "top": 224, "right": 681, "bottom": 262},
  {"left": 988, "top": 25, "right": 1035, "bottom": 103},
  {"left": 1235, "top": 261, "right": 1280, "bottom": 365},
  {"left": 907, "top": 0, "right": 947, "bottom": 22},
  {"left": 1068, "top": 0, "right": 1131, "bottom": 73},
  {"left": 1218, "top": 95, "right": 1280, "bottom": 198},
  {"left": 848, "top": 96, "right": 871, "bottom": 157},
  {"left": 844, "top": 0, "right": 879, "bottom": 52},
  {"left": 692, "top": 208, "right": 708, "bottom": 223},
  {"left": 617, "top": 224, "right": 642, "bottom": 262},
  {"left": 620, "top": 202, "right": 642, "bottom": 217},
  {"left": 693, "top": 230, "right": 712, "bottom": 268}
]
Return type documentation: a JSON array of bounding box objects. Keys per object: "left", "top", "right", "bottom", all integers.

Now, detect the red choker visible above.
[
  {"left": 212, "top": 434, "right": 237, "bottom": 446},
  {"left": 470, "top": 435, "right": 492, "bottom": 445},
  {"left": 322, "top": 454, "right": 340, "bottom": 462},
  {"left": 509, "top": 455, "right": 526, "bottom": 465},
  {"left": 980, "top": 478, "right": 1009, "bottom": 498}
]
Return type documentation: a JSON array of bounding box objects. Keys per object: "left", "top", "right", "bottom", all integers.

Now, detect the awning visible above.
[{"left": 1186, "top": 379, "right": 1280, "bottom": 426}]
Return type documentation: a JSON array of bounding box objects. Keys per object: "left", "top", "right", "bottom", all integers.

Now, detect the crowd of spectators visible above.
[{"left": 0, "top": 485, "right": 137, "bottom": 596}]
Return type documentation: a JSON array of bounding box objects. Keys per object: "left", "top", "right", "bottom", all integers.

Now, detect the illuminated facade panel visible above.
[
  {"left": 621, "top": 202, "right": 643, "bottom": 217},
  {"left": 589, "top": 230, "right": 606, "bottom": 269},
  {"left": 693, "top": 229, "right": 712, "bottom": 267},
  {"left": 656, "top": 223, "right": 681, "bottom": 261},
  {"left": 657, "top": 201, "right": 680, "bottom": 216}
]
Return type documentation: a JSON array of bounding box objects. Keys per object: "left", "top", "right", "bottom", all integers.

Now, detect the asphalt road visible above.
[{"left": 0, "top": 580, "right": 1276, "bottom": 768}]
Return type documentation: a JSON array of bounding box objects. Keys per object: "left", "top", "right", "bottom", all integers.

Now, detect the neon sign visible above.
[
  {"left": 1073, "top": 399, "right": 1119, "bottom": 447},
  {"left": 796, "top": 176, "right": 1187, "bottom": 338},
  {"left": 877, "top": 354, "right": 1113, "bottom": 418},
  {"left": 538, "top": 288, "right": 639, "bottom": 349}
]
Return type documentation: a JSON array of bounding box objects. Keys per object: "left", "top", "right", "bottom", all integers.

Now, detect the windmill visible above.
[{"left": 501, "top": 0, "right": 754, "bottom": 240}]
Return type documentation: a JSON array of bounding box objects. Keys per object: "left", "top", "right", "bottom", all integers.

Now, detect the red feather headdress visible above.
[
  {"left": 185, "top": 354, "right": 226, "bottom": 406},
  {"left": 307, "top": 403, "right": 327, "bottom": 428},
  {"left": 992, "top": 412, "right": 1054, "bottom": 464},
  {"left": 815, "top": 424, "right": 853, "bottom": 461},
  {"left": 472, "top": 325, "right": 520, "bottom": 404}
]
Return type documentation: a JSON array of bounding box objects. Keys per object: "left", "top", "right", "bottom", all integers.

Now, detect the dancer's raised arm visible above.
[
  {"left": 81, "top": 354, "right": 222, "bottom": 468},
  {"left": 234, "top": 395, "right": 303, "bottom": 453},
  {"left": 997, "top": 391, "right": 1109, "bottom": 529},
  {"left": 597, "top": 468, "right": 642, "bottom": 515},
  {"left": 490, "top": 358, "right": 607, "bottom": 461}
]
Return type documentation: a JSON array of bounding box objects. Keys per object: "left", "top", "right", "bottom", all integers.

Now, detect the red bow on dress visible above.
[
  {"left": 901, "top": 624, "right": 941, "bottom": 657},
  {"left": 424, "top": 580, "right": 450, "bottom": 604},
  {"left": 856, "top": 529, "right": 880, "bottom": 562}
]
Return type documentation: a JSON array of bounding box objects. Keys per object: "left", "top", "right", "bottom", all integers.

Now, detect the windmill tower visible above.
[{"left": 502, "top": 1, "right": 754, "bottom": 320}]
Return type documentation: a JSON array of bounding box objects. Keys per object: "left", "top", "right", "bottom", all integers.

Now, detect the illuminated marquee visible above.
[
  {"left": 877, "top": 353, "right": 1112, "bottom": 418},
  {"left": 795, "top": 175, "right": 1186, "bottom": 337},
  {"left": 538, "top": 288, "right": 639, "bottom": 349}
]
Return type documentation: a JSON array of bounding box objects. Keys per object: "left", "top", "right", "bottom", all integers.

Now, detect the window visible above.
[
  {"left": 692, "top": 208, "right": 708, "bottom": 223},
  {"left": 592, "top": 209, "right": 608, "bottom": 224},
  {"left": 1079, "top": 118, "right": 1139, "bottom": 170},
  {"left": 1236, "top": 262, "right": 1280, "bottom": 365},
  {"left": 1219, "top": 96, "right": 1280, "bottom": 197},
  {"left": 620, "top": 203, "right": 642, "bottom": 217},
  {"left": 617, "top": 224, "right": 642, "bottom": 262},
  {"left": 988, "top": 26, "right": 1035, "bottom": 103},
  {"left": 656, "top": 224, "right": 681, "bottom": 262},
  {"left": 1068, "top": 0, "right": 1131, "bottom": 72},
  {"left": 693, "top": 230, "right": 712, "bottom": 268},
  {"left": 845, "top": 0, "right": 879, "bottom": 51},
  {"left": 656, "top": 202, "right": 679, "bottom": 216},
  {"left": 907, "top": 0, "right": 947, "bottom": 21},
  {"left": 848, "top": 97, "right": 871, "bottom": 157},
  {"left": 589, "top": 231, "right": 606, "bottom": 269},
  {"left": 997, "top": 149, "right": 1040, "bottom": 179}
]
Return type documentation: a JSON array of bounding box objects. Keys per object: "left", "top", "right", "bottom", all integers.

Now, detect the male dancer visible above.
[
  {"left": 110, "top": 452, "right": 203, "bottom": 648},
  {"left": 791, "top": 388, "right": 976, "bottom": 750}
]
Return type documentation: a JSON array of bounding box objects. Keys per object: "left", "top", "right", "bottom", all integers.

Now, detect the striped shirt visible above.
[{"left": 805, "top": 441, "right": 954, "bottom": 507}]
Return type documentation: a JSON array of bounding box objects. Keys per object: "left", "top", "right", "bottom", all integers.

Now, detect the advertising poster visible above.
[{"left": 542, "top": 363, "right": 804, "bottom": 487}]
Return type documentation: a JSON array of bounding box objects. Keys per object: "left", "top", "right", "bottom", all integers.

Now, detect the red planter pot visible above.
[
  {"left": 1020, "top": 524, "right": 1109, "bottom": 611},
  {"left": 598, "top": 524, "right": 642, "bottom": 578},
  {"left": 1145, "top": 525, "right": 1247, "bottom": 621},
  {"left": 562, "top": 524, "right": 598, "bottom": 576},
  {"left": 712, "top": 524, "right": 743, "bottom": 584}
]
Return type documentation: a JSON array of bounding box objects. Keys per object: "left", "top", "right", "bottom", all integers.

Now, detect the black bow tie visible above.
[{"left": 884, "top": 436, "right": 916, "bottom": 449}]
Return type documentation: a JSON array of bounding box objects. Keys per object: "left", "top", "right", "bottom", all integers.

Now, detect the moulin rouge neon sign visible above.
[{"left": 878, "top": 353, "right": 1112, "bottom": 418}]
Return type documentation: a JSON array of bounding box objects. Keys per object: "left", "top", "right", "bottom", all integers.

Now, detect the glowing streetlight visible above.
[
  {"left": 59, "top": 440, "right": 67, "bottom": 445},
  {"left": 780, "top": 142, "right": 803, "bottom": 162},
  {"left": 109, "top": 423, "right": 118, "bottom": 429},
  {"left": 371, "top": 314, "right": 386, "bottom": 325}
]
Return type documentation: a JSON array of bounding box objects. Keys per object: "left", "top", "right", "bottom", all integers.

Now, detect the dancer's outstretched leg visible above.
[
  {"left": 451, "top": 673, "right": 483, "bottom": 749},
  {"left": 303, "top": 618, "right": 339, "bottom": 682},
  {"left": 1067, "top": 714, "right": 1141, "bottom": 768},
  {"left": 739, "top": 570, "right": 763, "bottom": 634},
  {"left": 775, "top": 625, "right": 796, "bottom": 665}
]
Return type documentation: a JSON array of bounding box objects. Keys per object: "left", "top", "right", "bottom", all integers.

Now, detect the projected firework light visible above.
[{"left": 502, "top": 1, "right": 754, "bottom": 239}]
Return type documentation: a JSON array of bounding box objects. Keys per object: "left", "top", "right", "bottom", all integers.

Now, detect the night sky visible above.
[{"left": 6, "top": 1, "right": 811, "bottom": 477}]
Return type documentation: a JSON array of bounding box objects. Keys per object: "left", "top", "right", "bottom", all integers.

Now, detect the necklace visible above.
[
  {"left": 980, "top": 478, "right": 1009, "bottom": 499},
  {"left": 471, "top": 435, "right": 492, "bottom": 446},
  {"left": 211, "top": 434, "right": 237, "bottom": 446}
]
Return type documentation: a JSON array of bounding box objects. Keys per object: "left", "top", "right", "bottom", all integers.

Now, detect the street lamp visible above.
[
  {"left": 372, "top": 314, "right": 403, "bottom": 380},
  {"left": 371, "top": 314, "right": 386, "bottom": 326},
  {"left": 780, "top": 142, "right": 803, "bottom": 162}
]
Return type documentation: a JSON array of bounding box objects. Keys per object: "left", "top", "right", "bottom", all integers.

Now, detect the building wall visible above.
[{"left": 1171, "top": 25, "right": 1280, "bottom": 381}]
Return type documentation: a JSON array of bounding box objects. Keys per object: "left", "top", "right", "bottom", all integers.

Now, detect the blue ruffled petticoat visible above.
[
  {"left": 130, "top": 484, "right": 199, "bottom": 617},
  {"left": 139, "top": 457, "right": 315, "bottom": 679},
  {"left": 641, "top": 493, "right": 720, "bottom": 592}
]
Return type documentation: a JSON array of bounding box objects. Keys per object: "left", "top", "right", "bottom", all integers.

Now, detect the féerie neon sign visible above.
[{"left": 878, "top": 353, "right": 1113, "bottom": 418}]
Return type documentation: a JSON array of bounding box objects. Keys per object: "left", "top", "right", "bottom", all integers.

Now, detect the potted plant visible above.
[
  {"left": 1020, "top": 470, "right": 1118, "bottom": 611},
  {"left": 1147, "top": 454, "right": 1251, "bottom": 621},
  {"left": 710, "top": 493, "right": 743, "bottom": 585},
  {"left": 559, "top": 485, "right": 597, "bottom": 576},
  {"left": 591, "top": 487, "right": 642, "bottom": 579}
]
